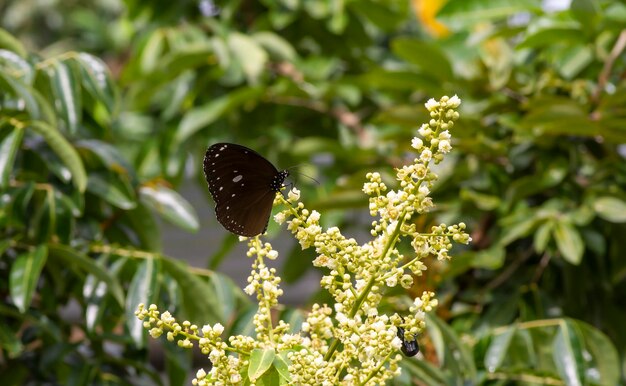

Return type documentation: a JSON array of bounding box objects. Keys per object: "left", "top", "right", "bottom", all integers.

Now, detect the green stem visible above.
[
  {"left": 325, "top": 209, "right": 407, "bottom": 362},
  {"left": 359, "top": 350, "right": 394, "bottom": 385}
]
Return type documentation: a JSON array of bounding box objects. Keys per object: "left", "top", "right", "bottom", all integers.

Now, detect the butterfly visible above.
[{"left": 203, "top": 143, "right": 289, "bottom": 237}]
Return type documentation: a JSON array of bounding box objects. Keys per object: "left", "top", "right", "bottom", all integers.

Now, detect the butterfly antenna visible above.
[{"left": 287, "top": 165, "right": 320, "bottom": 186}]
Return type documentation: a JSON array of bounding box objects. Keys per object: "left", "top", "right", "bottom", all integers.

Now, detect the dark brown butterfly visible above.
[{"left": 203, "top": 143, "right": 288, "bottom": 237}]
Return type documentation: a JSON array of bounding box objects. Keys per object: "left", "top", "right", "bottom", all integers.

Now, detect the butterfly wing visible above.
[{"left": 203, "top": 143, "right": 283, "bottom": 236}]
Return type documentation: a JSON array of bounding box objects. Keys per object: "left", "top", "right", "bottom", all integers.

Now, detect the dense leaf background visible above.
[{"left": 1, "top": 0, "right": 625, "bottom": 384}]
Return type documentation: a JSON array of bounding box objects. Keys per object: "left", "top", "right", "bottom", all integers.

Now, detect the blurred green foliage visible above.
[{"left": 1, "top": 0, "right": 625, "bottom": 384}]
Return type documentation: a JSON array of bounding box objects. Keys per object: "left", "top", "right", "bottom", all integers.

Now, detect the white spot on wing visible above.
[{"left": 233, "top": 175, "right": 243, "bottom": 182}]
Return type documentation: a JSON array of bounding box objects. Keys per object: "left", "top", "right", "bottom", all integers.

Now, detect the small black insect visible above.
[
  {"left": 203, "top": 143, "right": 288, "bottom": 237},
  {"left": 397, "top": 326, "right": 420, "bottom": 357}
]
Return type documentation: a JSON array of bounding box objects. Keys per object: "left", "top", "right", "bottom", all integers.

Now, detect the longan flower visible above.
[{"left": 138, "top": 96, "right": 468, "bottom": 386}]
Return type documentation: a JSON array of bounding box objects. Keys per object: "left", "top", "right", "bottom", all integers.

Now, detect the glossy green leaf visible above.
[
  {"left": 425, "top": 313, "right": 477, "bottom": 381},
  {"left": 274, "top": 351, "right": 292, "bottom": 382},
  {"left": 484, "top": 326, "right": 515, "bottom": 372},
  {"left": 396, "top": 358, "right": 447, "bottom": 386},
  {"left": 126, "top": 258, "right": 161, "bottom": 347},
  {"left": 533, "top": 220, "right": 554, "bottom": 253},
  {"left": 438, "top": 0, "right": 541, "bottom": 24},
  {"left": 48, "top": 244, "right": 124, "bottom": 306},
  {"left": 84, "top": 257, "right": 126, "bottom": 332},
  {"left": 175, "top": 87, "right": 263, "bottom": 145},
  {"left": 29, "top": 120, "right": 87, "bottom": 193},
  {"left": 349, "top": 0, "right": 405, "bottom": 31},
  {"left": 208, "top": 234, "right": 238, "bottom": 269},
  {"left": 249, "top": 348, "right": 276, "bottom": 381},
  {"left": 160, "top": 258, "right": 219, "bottom": 324},
  {"left": 228, "top": 32, "right": 268, "bottom": 84},
  {"left": 75, "top": 139, "right": 135, "bottom": 179},
  {"left": 592, "top": 196, "right": 626, "bottom": 223},
  {"left": 0, "top": 28, "right": 27, "bottom": 57},
  {"left": 87, "top": 173, "right": 137, "bottom": 210},
  {"left": 9, "top": 245, "right": 48, "bottom": 313},
  {"left": 553, "top": 221, "right": 584, "bottom": 265},
  {"left": 48, "top": 60, "right": 81, "bottom": 135},
  {"left": 252, "top": 32, "right": 297, "bottom": 61},
  {"left": 208, "top": 272, "right": 240, "bottom": 322},
  {"left": 74, "top": 53, "right": 116, "bottom": 112},
  {"left": 391, "top": 38, "right": 453, "bottom": 81},
  {"left": 471, "top": 245, "right": 505, "bottom": 269},
  {"left": 571, "top": 0, "right": 601, "bottom": 32},
  {"left": 498, "top": 215, "right": 539, "bottom": 246},
  {"left": 517, "top": 26, "right": 585, "bottom": 49},
  {"left": 577, "top": 320, "right": 621, "bottom": 385},
  {"left": 553, "top": 320, "right": 584, "bottom": 386},
  {"left": 360, "top": 69, "right": 440, "bottom": 93},
  {"left": 139, "top": 185, "right": 198, "bottom": 232},
  {"left": 140, "top": 30, "right": 165, "bottom": 74},
  {"left": 0, "top": 322, "right": 23, "bottom": 358},
  {"left": 555, "top": 45, "right": 593, "bottom": 80},
  {"left": 124, "top": 201, "right": 161, "bottom": 251},
  {"left": 0, "top": 49, "right": 34, "bottom": 83},
  {"left": 0, "top": 71, "right": 41, "bottom": 119},
  {"left": 0, "top": 127, "right": 24, "bottom": 188}
]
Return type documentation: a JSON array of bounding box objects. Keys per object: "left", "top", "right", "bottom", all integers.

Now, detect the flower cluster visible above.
[{"left": 136, "top": 95, "right": 469, "bottom": 385}]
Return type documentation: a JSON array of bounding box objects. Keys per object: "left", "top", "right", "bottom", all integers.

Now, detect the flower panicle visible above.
[{"left": 137, "top": 95, "right": 469, "bottom": 385}]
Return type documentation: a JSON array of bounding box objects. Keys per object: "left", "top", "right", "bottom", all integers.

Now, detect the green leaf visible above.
[
  {"left": 0, "top": 49, "right": 34, "bottom": 83},
  {"left": 553, "top": 320, "right": 584, "bottom": 386},
  {"left": 533, "top": 220, "right": 554, "bottom": 253},
  {"left": 555, "top": 45, "right": 593, "bottom": 80},
  {"left": 160, "top": 258, "right": 219, "bottom": 324},
  {"left": 425, "top": 313, "right": 477, "bottom": 381},
  {"left": 228, "top": 32, "right": 268, "bottom": 84},
  {"left": 73, "top": 53, "right": 117, "bottom": 113},
  {"left": 48, "top": 244, "right": 124, "bottom": 306},
  {"left": 47, "top": 60, "right": 81, "bottom": 135},
  {"left": 0, "top": 127, "right": 24, "bottom": 188},
  {"left": 0, "top": 71, "right": 41, "bottom": 119},
  {"left": 438, "top": 0, "right": 542, "bottom": 24},
  {"left": 391, "top": 38, "right": 453, "bottom": 81},
  {"left": 252, "top": 32, "right": 297, "bottom": 61},
  {"left": 75, "top": 139, "right": 135, "bottom": 179},
  {"left": 571, "top": 0, "right": 601, "bottom": 33},
  {"left": 208, "top": 272, "right": 240, "bottom": 322},
  {"left": 9, "top": 245, "right": 48, "bottom": 313},
  {"left": 249, "top": 348, "right": 276, "bottom": 381},
  {"left": 592, "top": 196, "right": 626, "bottom": 223},
  {"left": 360, "top": 69, "right": 440, "bottom": 93},
  {"left": 274, "top": 351, "right": 292, "bottom": 383},
  {"left": 175, "top": 87, "right": 263, "bottom": 145},
  {"left": 29, "top": 121, "right": 87, "bottom": 193},
  {"left": 576, "top": 320, "right": 621, "bottom": 385},
  {"left": 84, "top": 257, "right": 126, "bottom": 332},
  {"left": 209, "top": 235, "right": 238, "bottom": 269},
  {"left": 0, "top": 28, "right": 27, "bottom": 57},
  {"left": 517, "top": 25, "right": 585, "bottom": 49},
  {"left": 126, "top": 258, "right": 161, "bottom": 347},
  {"left": 498, "top": 216, "right": 539, "bottom": 246},
  {"left": 124, "top": 201, "right": 162, "bottom": 251},
  {"left": 471, "top": 245, "right": 505, "bottom": 269},
  {"left": 0, "top": 322, "right": 24, "bottom": 358},
  {"left": 553, "top": 221, "right": 584, "bottom": 265},
  {"left": 397, "top": 358, "right": 447, "bottom": 386},
  {"left": 140, "top": 30, "right": 166, "bottom": 74},
  {"left": 87, "top": 173, "right": 137, "bottom": 210},
  {"left": 484, "top": 326, "right": 515, "bottom": 372},
  {"left": 139, "top": 185, "right": 198, "bottom": 232}
]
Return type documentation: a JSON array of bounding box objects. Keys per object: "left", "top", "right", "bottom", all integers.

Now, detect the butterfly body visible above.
[{"left": 203, "top": 143, "right": 288, "bottom": 237}]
